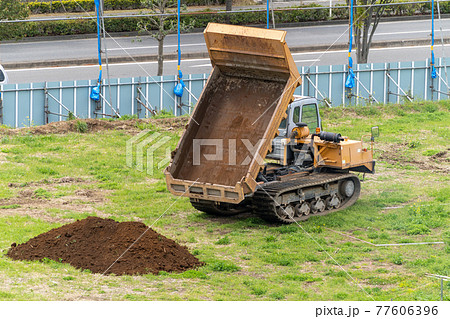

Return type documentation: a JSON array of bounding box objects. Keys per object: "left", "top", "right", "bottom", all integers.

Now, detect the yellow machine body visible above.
[{"left": 313, "top": 137, "right": 375, "bottom": 173}]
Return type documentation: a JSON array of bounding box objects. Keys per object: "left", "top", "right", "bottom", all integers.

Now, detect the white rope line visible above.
[
  {"left": 426, "top": 273, "right": 450, "bottom": 280},
  {"left": 325, "top": 227, "right": 444, "bottom": 247},
  {"left": 259, "top": 187, "right": 376, "bottom": 301}
]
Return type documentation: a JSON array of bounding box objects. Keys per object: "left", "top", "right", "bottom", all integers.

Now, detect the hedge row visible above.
[
  {"left": 27, "top": 0, "right": 225, "bottom": 14},
  {"left": 0, "top": 7, "right": 332, "bottom": 40},
  {"left": 1, "top": 3, "right": 448, "bottom": 41}
]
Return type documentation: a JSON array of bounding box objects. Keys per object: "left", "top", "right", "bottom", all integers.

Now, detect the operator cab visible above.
[
  {"left": 0, "top": 65, "right": 8, "bottom": 85},
  {"left": 266, "top": 96, "right": 321, "bottom": 163}
]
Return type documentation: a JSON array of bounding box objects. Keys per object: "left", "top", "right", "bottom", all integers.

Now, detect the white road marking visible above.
[
  {"left": 9, "top": 58, "right": 212, "bottom": 72},
  {"left": 189, "top": 63, "right": 212, "bottom": 68},
  {"left": 291, "top": 43, "right": 450, "bottom": 57},
  {"left": 377, "top": 18, "right": 450, "bottom": 26},
  {"left": 294, "top": 59, "right": 320, "bottom": 63},
  {"left": 108, "top": 43, "right": 205, "bottom": 51},
  {"left": 374, "top": 29, "right": 450, "bottom": 36},
  {"left": 289, "top": 19, "right": 450, "bottom": 31}
]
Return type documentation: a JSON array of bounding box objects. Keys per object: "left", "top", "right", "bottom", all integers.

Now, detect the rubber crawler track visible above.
[
  {"left": 190, "top": 199, "right": 250, "bottom": 216},
  {"left": 252, "top": 172, "right": 361, "bottom": 223}
]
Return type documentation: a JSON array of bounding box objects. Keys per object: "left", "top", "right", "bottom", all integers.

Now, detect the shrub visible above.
[{"left": 76, "top": 120, "right": 88, "bottom": 133}]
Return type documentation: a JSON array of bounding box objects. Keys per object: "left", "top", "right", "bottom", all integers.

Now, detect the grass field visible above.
[{"left": 0, "top": 101, "right": 448, "bottom": 301}]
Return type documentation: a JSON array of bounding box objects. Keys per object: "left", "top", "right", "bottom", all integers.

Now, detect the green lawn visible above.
[{"left": 0, "top": 101, "right": 448, "bottom": 301}]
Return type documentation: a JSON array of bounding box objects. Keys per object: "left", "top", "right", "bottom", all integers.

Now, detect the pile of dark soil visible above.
[{"left": 7, "top": 216, "right": 203, "bottom": 275}]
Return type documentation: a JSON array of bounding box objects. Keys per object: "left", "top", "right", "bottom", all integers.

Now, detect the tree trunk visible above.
[
  {"left": 354, "top": 0, "right": 392, "bottom": 64},
  {"left": 226, "top": 0, "right": 232, "bottom": 11},
  {"left": 157, "top": 37, "right": 164, "bottom": 76},
  {"left": 357, "top": 7, "right": 372, "bottom": 64},
  {"left": 225, "top": 0, "right": 232, "bottom": 24}
]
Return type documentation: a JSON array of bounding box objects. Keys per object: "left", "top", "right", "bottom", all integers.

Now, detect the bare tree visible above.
[
  {"left": 140, "top": 0, "right": 193, "bottom": 76},
  {"left": 352, "top": 0, "right": 393, "bottom": 63}
]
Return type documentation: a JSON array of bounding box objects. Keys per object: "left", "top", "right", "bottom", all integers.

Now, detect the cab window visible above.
[
  {"left": 278, "top": 109, "right": 288, "bottom": 129},
  {"left": 293, "top": 107, "right": 300, "bottom": 123},
  {"left": 301, "top": 104, "right": 319, "bottom": 129}
]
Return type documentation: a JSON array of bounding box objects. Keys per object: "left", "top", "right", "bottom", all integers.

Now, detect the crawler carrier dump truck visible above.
[{"left": 165, "top": 23, "right": 376, "bottom": 223}]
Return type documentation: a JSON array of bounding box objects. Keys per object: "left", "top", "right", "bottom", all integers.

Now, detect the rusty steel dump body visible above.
[{"left": 165, "top": 23, "right": 301, "bottom": 204}]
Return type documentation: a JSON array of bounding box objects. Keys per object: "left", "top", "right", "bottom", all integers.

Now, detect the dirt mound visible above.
[
  {"left": 1, "top": 117, "right": 188, "bottom": 135},
  {"left": 7, "top": 216, "right": 203, "bottom": 275}
]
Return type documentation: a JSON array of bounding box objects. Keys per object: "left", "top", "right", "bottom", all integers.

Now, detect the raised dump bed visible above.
[{"left": 165, "top": 23, "right": 301, "bottom": 203}]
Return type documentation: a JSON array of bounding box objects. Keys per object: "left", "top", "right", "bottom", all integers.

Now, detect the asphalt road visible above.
[
  {"left": 2, "top": 18, "right": 449, "bottom": 63},
  {"left": 7, "top": 43, "right": 450, "bottom": 84},
  {"left": 2, "top": 18, "right": 450, "bottom": 83}
]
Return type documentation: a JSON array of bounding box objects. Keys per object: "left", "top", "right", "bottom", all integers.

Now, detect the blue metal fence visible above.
[
  {"left": 0, "top": 74, "right": 208, "bottom": 128},
  {"left": 1, "top": 58, "right": 449, "bottom": 128},
  {"left": 297, "top": 58, "right": 450, "bottom": 106}
]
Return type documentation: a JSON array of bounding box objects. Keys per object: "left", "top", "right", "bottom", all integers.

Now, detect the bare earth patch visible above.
[
  {"left": 376, "top": 143, "right": 449, "bottom": 173},
  {"left": 0, "top": 177, "right": 110, "bottom": 223}
]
